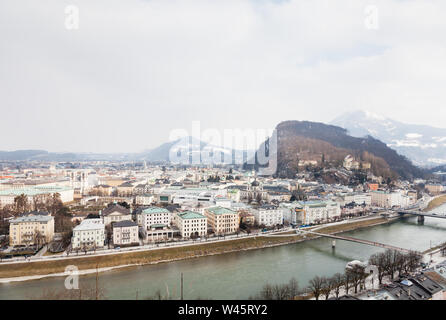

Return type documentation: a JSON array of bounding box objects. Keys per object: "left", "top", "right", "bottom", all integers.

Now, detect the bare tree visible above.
[
  {"left": 383, "top": 249, "right": 399, "bottom": 280},
  {"left": 287, "top": 278, "right": 299, "bottom": 299},
  {"left": 346, "top": 265, "right": 366, "bottom": 294},
  {"left": 369, "top": 252, "right": 387, "bottom": 285},
  {"left": 308, "top": 276, "right": 324, "bottom": 300},
  {"left": 320, "top": 276, "right": 333, "bottom": 300},
  {"left": 331, "top": 273, "right": 344, "bottom": 299},
  {"left": 406, "top": 251, "right": 422, "bottom": 273},
  {"left": 14, "top": 194, "right": 30, "bottom": 214}
]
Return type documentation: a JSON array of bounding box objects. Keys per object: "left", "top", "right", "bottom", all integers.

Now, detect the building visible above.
[
  {"left": 370, "top": 191, "right": 407, "bottom": 208},
  {"left": 0, "top": 185, "right": 74, "bottom": 208},
  {"left": 251, "top": 204, "right": 283, "bottom": 227},
  {"left": 280, "top": 202, "right": 301, "bottom": 225},
  {"left": 295, "top": 200, "right": 341, "bottom": 225},
  {"left": 425, "top": 184, "right": 443, "bottom": 195},
  {"left": 385, "top": 276, "right": 443, "bottom": 300},
  {"left": 116, "top": 182, "right": 135, "bottom": 196},
  {"left": 9, "top": 211, "right": 54, "bottom": 246},
  {"left": 90, "top": 184, "right": 113, "bottom": 196},
  {"left": 205, "top": 206, "right": 239, "bottom": 235},
  {"left": 341, "top": 193, "right": 372, "bottom": 206},
  {"left": 101, "top": 203, "right": 132, "bottom": 226},
  {"left": 145, "top": 224, "right": 176, "bottom": 242},
  {"left": 343, "top": 155, "right": 360, "bottom": 170},
  {"left": 138, "top": 206, "right": 172, "bottom": 231},
  {"left": 112, "top": 220, "right": 139, "bottom": 247},
  {"left": 71, "top": 218, "right": 105, "bottom": 250},
  {"left": 239, "top": 211, "right": 255, "bottom": 226},
  {"left": 135, "top": 194, "right": 154, "bottom": 206},
  {"left": 366, "top": 183, "right": 379, "bottom": 191},
  {"left": 175, "top": 211, "right": 207, "bottom": 238},
  {"left": 239, "top": 180, "right": 268, "bottom": 202}
]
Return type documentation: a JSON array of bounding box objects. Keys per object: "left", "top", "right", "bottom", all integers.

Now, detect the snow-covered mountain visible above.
[
  {"left": 0, "top": 137, "right": 253, "bottom": 164},
  {"left": 331, "top": 110, "right": 446, "bottom": 167},
  {"left": 141, "top": 136, "right": 252, "bottom": 164}
]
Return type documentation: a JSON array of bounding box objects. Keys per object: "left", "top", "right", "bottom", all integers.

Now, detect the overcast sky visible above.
[{"left": 1, "top": 0, "right": 446, "bottom": 153}]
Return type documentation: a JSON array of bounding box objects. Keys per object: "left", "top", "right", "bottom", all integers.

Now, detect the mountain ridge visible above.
[{"left": 331, "top": 110, "right": 446, "bottom": 167}]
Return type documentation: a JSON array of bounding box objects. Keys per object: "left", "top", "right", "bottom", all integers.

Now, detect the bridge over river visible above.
[
  {"left": 301, "top": 230, "right": 416, "bottom": 254},
  {"left": 397, "top": 210, "right": 446, "bottom": 223},
  {"left": 263, "top": 229, "right": 417, "bottom": 254}
]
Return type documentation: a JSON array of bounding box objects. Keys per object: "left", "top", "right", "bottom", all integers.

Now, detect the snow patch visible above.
[
  {"left": 405, "top": 133, "right": 423, "bottom": 139},
  {"left": 364, "top": 110, "right": 386, "bottom": 121},
  {"left": 428, "top": 158, "right": 446, "bottom": 164}
]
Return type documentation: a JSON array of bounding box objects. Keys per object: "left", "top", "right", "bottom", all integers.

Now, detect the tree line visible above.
[{"left": 252, "top": 249, "right": 422, "bottom": 300}]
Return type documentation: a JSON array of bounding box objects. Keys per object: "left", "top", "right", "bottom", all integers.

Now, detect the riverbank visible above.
[
  {"left": 0, "top": 216, "right": 394, "bottom": 283},
  {"left": 423, "top": 194, "right": 446, "bottom": 212}
]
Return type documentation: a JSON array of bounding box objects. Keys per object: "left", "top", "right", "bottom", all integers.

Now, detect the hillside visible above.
[{"left": 255, "top": 121, "right": 425, "bottom": 180}]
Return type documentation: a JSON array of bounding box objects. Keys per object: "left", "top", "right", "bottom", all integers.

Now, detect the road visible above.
[{"left": 0, "top": 227, "right": 294, "bottom": 265}]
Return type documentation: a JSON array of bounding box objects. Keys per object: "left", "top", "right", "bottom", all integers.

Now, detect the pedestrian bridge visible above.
[
  {"left": 264, "top": 229, "right": 416, "bottom": 254},
  {"left": 301, "top": 230, "right": 414, "bottom": 253}
]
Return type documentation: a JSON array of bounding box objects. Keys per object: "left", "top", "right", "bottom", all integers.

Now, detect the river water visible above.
[{"left": 1, "top": 204, "right": 446, "bottom": 300}]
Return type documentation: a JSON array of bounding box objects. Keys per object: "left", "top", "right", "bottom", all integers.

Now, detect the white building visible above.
[
  {"left": 135, "top": 194, "right": 154, "bottom": 206},
  {"left": 165, "top": 187, "right": 227, "bottom": 205},
  {"left": 112, "top": 220, "right": 139, "bottom": 247},
  {"left": 214, "top": 197, "right": 232, "bottom": 208},
  {"left": 370, "top": 191, "right": 412, "bottom": 208},
  {"left": 72, "top": 218, "right": 105, "bottom": 250},
  {"left": 342, "top": 193, "right": 372, "bottom": 206},
  {"left": 296, "top": 200, "right": 341, "bottom": 225},
  {"left": 251, "top": 204, "right": 283, "bottom": 227},
  {"left": 139, "top": 206, "right": 172, "bottom": 231},
  {"left": 175, "top": 211, "right": 207, "bottom": 238},
  {"left": 0, "top": 186, "right": 74, "bottom": 208}
]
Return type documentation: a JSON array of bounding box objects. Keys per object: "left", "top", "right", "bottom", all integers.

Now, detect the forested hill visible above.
[{"left": 274, "top": 120, "right": 425, "bottom": 180}]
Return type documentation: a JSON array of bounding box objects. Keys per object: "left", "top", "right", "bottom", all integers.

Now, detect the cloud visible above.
[{"left": 1, "top": 0, "right": 446, "bottom": 152}]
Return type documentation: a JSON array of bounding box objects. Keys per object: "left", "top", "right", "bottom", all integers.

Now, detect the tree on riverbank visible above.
[
  {"left": 251, "top": 278, "right": 300, "bottom": 300},
  {"left": 253, "top": 249, "right": 423, "bottom": 300}
]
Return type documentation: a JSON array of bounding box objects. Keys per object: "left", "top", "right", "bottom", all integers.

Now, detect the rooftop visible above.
[
  {"left": 141, "top": 206, "right": 171, "bottom": 215},
  {"left": 207, "top": 206, "right": 237, "bottom": 215},
  {"left": 177, "top": 211, "right": 206, "bottom": 220},
  {"left": 0, "top": 185, "right": 72, "bottom": 196},
  {"left": 10, "top": 212, "right": 53, "bottom": 223},
  {"left": 113, "top": 220, "right": 138, "bottom": 228}
]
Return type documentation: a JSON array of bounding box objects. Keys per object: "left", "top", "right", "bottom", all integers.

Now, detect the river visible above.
[{"left": 1, "top": 204, "right": 446, "bottom": 300}]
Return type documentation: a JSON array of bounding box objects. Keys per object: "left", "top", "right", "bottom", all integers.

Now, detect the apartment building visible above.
[
  {"left": 296, "top": 200, "right": 341, "bottom": 225},
  {"left": 138, "top": 206, "right": 172, "bottom": 231},
  {"left": 251, "top": 204, "right": 283, "bottom": 227},
  {"left": 112, "top": 220, "right": 139, "bottom": 247},
  {"left": 72, "top": 218, "right": 105, "bottom": 250},
  {"left": 175, "top": 211, "right": 207, "bottom": 238},
  {"left": 205, "top": 206, "right": 239, "bottom": 235},
  {"left": 9, "top": 211, "right": 54, "bottom": 246},
  {"left": 342, "top": 193, "right": 372, "bottom": 206}
]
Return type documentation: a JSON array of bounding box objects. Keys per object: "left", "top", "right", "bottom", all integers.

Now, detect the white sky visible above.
[{"left": 1, "top": 0, "right": 446, "bottom": 153}]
